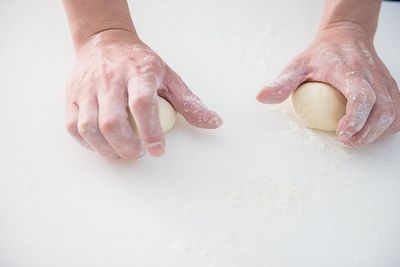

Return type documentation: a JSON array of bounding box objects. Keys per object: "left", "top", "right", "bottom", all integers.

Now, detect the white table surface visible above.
[{"left": 1, "top": 1, "right": 400, "bottom": 266}]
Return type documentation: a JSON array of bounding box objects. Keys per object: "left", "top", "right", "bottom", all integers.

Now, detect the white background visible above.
[{"left": 1, "top": 1, "right": 400, "bottom": 266}]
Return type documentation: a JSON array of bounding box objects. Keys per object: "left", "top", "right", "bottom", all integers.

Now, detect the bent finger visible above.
[
  {"left": 65, "top": 102, "right": 93, "bottom": 151},
  {"left": 335, "top": 78, "right": 376, "bottom": 142},
  {"left": 98, "top": 91, "right": 145, "bottom": 159},
  {"left": 349, "top": 80, "right": 397, "bottom": 146},
  {"left": 77, "top": 96, "right": 119, "bottom": 158},
  {"left": 128, "top": 74, "right": 165, "bottom": 157},
  {"left": 380, "top": 78, "right": 400, "bottom": 138}
]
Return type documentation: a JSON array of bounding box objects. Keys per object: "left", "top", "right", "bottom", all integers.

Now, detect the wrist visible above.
[
  {"left": 317, "top": 0, "right": 381, "bottom": 43},
  {"left": 63, "top": 0, "right": 138, "bottom": 51},
  {"left": 321, "top": 20, "right": 376, "bottom": 39},
  {"left": 316, "top": 21, "right": 375, "bottom": 44},
  {"left": 75, "top": 28, "right": 141, "bottom": 55},
  {"left": 72, "top": 24, "right": 138, "bottom": 51}
]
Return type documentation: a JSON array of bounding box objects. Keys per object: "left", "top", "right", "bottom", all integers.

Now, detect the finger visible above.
[
  {"left": 98, "top": 91, "right": 145, "bottom": 160},
  {"left": 256, "top": 60, "right": 308, "bottom": 104},
  {"left": 77, "top": 96, "right": 120, "bottom": 159},
  {"left": 162, "top": 66, "right": 223, "bottom": 129},
  {"left": 349, "top": 81, "right": 397, "bottom": 146},
  {"left": 334, "top": 78, "right": 376, "bottom": 142},
  {"left": 347, "top": 104, "right": 395, "bottom": 147},
  {"left": 65, "top": 102, "right": 93, "bottom": 151},
  {"left": 380, "top": 78, "right": 400, "bottom": 138},
  {"left": 128, "top": 74, "right": 165, "bottom": 157}
]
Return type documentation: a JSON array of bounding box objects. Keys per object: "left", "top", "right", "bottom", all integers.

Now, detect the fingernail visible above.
[
  {"left": 146, "top": 142, "right": 165, "bottom": 157},
  {"left": 338, "top": 129, "right": 353, "bottom": 139}
]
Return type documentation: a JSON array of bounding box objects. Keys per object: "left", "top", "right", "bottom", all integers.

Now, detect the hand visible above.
[
  {"left": 66, "top": 29, "right": 223, "bottom": 159},
  {"left": 257, "top": 22, "right": 400, "bottom": 147}
]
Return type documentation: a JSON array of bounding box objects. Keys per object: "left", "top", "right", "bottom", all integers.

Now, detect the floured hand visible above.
[
  {"left": 66, "top": 29, "right": 223, "bottom": 159},
  {"left": 257, "top": 22, "right": 400, "bottom": 147}
]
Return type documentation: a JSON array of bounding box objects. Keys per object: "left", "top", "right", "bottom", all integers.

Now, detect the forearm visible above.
[
  {"left": 318, "top": 0, "right": 382, "bottom": 39},
  {"left": 63, "top": 0, "right": 137, "bottom": 50}
]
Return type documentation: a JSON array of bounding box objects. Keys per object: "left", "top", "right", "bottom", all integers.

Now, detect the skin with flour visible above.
[
  {"left": 257, "top": 0, "right": 400, "bottom": 147},
  {"left": 63, "top": 0, "right": 223, "bottom": 159}
]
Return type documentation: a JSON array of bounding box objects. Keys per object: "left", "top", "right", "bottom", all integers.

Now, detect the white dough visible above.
[
  {"left": 157, "top": 96, "right": 177, "bottom": 132},
  {"left": 129, "top": 96, "right": 177, "bottom": 133},
  {"left": 291, "top": 82, "right": 347, "bottom": 132}
]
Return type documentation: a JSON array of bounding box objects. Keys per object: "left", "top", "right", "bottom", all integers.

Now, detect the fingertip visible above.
[
  {"left": 256, "top": 89, "right": 268, "bottom": 103},
  {"left": 335, "top": 120, "right": 355, "bottom": 147},
  {"left": 207, "top": 112, "right": 224, "bottom": 129},
  {"left": 336, "top": 115, "right": 362, "bottom": 140},
  {"left": 336, "top": 127, "right": 353, "bottom": 141},
  {"left": 256, "top": 86, "right": 287, "bottom": 104},
  {"left": 336, "top": 126, "right": 368, "bottom": 148},
  {"left": 146, "top": 142, "right": 165, "bottom": 157},
  {"left": 119, "top": 144, "right": 146, "bottom": 160},
  {"left": 336, "top": 131, "right": 352, "bottom": 145},
  {"left": 338, "top": 137, "right": 357, "bottom": 147},
  {"left": 192, "top": 111, "right": 224, "bottom": 129}
]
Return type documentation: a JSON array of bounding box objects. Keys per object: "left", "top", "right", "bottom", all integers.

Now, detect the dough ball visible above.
[
  {"left": 128, "top": 96, "right": 177, "bottom": 133},
  {"left": 157, "top": 96, "right": 177, "bottom": 132},
  {"left": 291, "top": 82, "right": 347, "bottom": 132}
]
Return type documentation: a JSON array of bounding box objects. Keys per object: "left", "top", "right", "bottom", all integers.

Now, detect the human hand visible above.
[
  {"left": 66, "top": 29, "right": 223, "bottom": 159},
  {"left": 257, "top": 23, "right": 400, "bottom": 146}
]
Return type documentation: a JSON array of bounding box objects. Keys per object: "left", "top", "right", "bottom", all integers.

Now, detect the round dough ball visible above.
[
  {"left": 291, "top": 82, "right": 347, "bottom": 132},
  {"left": 128, "top": 96, "right": 177, "bottom": 133}
]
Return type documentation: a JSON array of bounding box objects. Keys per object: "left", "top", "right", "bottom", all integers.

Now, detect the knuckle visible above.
[
  {"left": 101, "top": 69, "right": 114, "bottom": 82},
  {"left": 99, "top": 116, "right": 122, "bottom": 134},
  {"left": 66, "top": 121, "right": 77, "bottom": 135},
  {"left": 131, "top": 93, "right": 154, "bottom": 109},
  {"left": 350, "top": 88, "right": 376, "bottom": 106},
  {"left": 338, "top": 112, "right": 366, "bottom": 134},
  {"left": 143, "top": 54, "right": 161, "bottom": 65},
  {"left": 346, "top": 57, "right": 360, "bottom": 66},
  {"left": 131, "top": 55, "right": 164, "bottom": 75},
  {"left": 344, "top": 69, "right": 362, "bottom": 80},
  {"left": 96, "top": 64, "right": 115, "bottom": 84},
  {"left": 77, "top": 119, "right": 98, "bottom": 136}
]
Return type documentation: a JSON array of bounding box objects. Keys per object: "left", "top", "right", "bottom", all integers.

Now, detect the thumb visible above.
[
  {"left": 257, "top": 61, "right": 308, "bottom": 104},
  {"left": 161, "top": 66, "right": 223, "bottom": 129}
]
